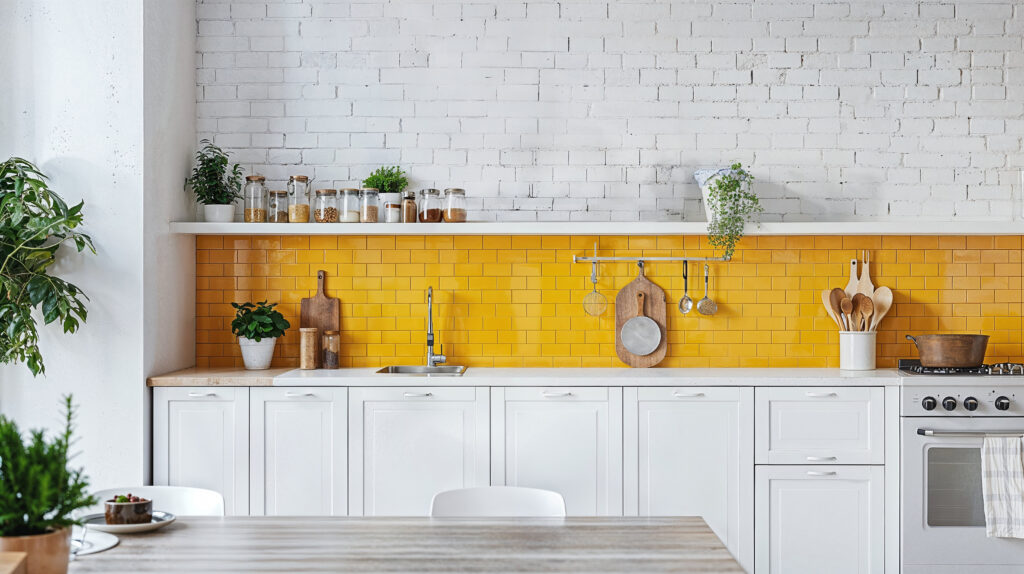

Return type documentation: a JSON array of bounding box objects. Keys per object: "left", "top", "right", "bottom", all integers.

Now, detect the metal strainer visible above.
[{"left": 583, "top": 258, "right": 608, "bottom": 316}]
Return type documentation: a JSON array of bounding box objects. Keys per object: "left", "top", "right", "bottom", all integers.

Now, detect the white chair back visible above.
[
  {"left": 430, "top": 486, "right": 566, "bottom": 517},
  {"left": 90, "top": 486, "right": 225, "bottom": 516}
]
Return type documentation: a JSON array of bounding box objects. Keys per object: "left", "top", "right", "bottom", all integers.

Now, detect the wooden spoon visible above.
[
  {"left": 821, "top": 289, "right": 842, "bottom": 330},
  {"left": 840, "top": 297, "right": 854, "bottom": 332},
  {"left": 860, "top": 296, "right": 874, "bottom": 332},
  {"left": 850, "top": 294, "right": 865, "bottom": 331},
  {"left": 870, "top": 286, "right": 893, "bottom": 331},
  {"left": 829, "top": 288, "right": 848, "bottom": 330}
]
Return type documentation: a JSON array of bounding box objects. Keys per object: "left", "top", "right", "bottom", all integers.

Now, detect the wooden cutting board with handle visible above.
[
  {"left": 300, "top": 270, "right": 340, "bottom": 366},
  {"left": 615, "top": 265, "right": 668, "bottom": 368}
]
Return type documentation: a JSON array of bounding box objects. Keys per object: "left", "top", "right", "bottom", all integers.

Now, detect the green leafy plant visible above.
[
  {"left": 0, "top": 157, "right": 95, "bottom": 376},
  {"left": 361, "top": 166, "right": 409, "bottom": 195},
  {"left": 0, "top": 395, "right": 96, "bottom": 537},
  {"left": 706, "top": 163, "right": 763, "bottom": 259},
  {"left": 230, "top": 301, "right": 290, "bottom": 342},
  {"left": 185, "top": 140, "right": 243, "bottom": 205}
]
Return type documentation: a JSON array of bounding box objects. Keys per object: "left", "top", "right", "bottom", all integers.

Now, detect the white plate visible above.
[
  {"left": 70, "top": 526, "right": 119, "bottom": 556},
  {"left": 80, "top": 511, "right": 176, "bottom": 534}
]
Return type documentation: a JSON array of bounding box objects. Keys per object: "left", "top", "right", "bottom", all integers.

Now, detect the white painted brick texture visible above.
[{"left": 197, "top": 0, "right": 1024, "bottom": 221}]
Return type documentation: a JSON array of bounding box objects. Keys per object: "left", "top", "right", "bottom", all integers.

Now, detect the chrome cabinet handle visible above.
[
  {"left": 673, "top": 392, "right": 706, "bottom": 398},
  {"left": 805, "top": 392, "right": 838, "bottom": 398},
  {"left": 806, "top": 456, "right": 838, "bottom": 462},
  {"left": 807, "top": 471, "right": 838, "bottom": 476},
  {"left": 541, "top": 391, "right": 573, "bottom": 398},
  {"left": 403, "top": 392, "right": 433, "bottom": 398},
  {"left": 187, "top": 392, "right": 217, "bottom": 398},
  {"left": 284, "top": 392, "right": 315, "bottom": 398}
]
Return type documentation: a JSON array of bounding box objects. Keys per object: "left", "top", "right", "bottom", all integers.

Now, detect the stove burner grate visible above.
[{"left": 899, "top": 359, "right": 1024, "bottom": 375}]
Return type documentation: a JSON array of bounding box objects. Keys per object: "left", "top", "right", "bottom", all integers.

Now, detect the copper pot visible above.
[
  {"left": 0, "top": 527, "right": 70, "bottom": 574},
  {"left": 906, "top": 334, "right": 990, "bottom": 368}
]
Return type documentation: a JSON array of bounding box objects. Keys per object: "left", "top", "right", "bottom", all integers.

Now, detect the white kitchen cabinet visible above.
[
  {"left": 250, "top": 388, "right": 347, "bottom": 516},
  {"left": 756, "top": 387, "right": 884, "bottom": 465},
  {"left": 755, "top": 465, "right": 884, "bottom": 574},
  {"left": 349, "top": 387, "right": 489, "bottom": 516},
  {"left": 153, "top": 387, "right": 249, "bottom": 515},
  {"left": 492, "top": 387, "right": 623, "bottom": 516},
  {"left": 624, "top": 387, "right": 753, "bottom": 572}
]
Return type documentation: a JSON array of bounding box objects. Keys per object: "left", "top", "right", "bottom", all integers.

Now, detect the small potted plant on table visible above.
[
  {"left": 0, "top": 396, "right": 96, "bottom": 574},
  {"left": 231, "top": 301, "right": 291, "bottom": 370},
  {"left": 693, "top": 163, "right": 763, "bottom": 259},
  {"left": 185, "top": 139, "right": 244, "bottom": 223}
]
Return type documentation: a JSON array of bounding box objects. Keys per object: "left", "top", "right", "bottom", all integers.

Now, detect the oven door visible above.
[{"left": 903, "top": 417, "right": 1024, "bottom": 570}]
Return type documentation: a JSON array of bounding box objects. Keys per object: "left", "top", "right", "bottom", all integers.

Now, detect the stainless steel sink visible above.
[{"left": 375, "top": 365, "right": 467, "bottom": 376}]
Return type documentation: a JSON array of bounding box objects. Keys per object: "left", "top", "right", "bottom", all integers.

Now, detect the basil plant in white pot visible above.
[
  {"left": 231, "top": 301, "right": 290, "bottom": 370},
  {"left": 694, "top": 163, "right": 763, "bottom": 260},
  {"left": 185, "top": 140, "right": 243, "bottom": 223}
]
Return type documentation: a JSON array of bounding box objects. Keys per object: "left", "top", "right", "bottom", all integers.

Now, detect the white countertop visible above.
[{"left": 273, "top": 367, "right": 902, "bottom": 387}]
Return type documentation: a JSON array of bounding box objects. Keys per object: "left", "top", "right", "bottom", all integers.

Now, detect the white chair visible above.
[
  {"left": 430, "top": 486, "right": 566, "bottom": 517},
  {"left": 90, "top": 486, "right": 225, "bottom": 516}
]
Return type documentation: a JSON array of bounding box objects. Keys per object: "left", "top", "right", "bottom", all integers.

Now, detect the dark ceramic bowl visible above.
[{"left": 104, "top": 498, "right": 153, "bottom": 525}]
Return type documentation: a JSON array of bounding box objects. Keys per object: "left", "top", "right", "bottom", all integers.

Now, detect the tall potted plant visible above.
[
  {"left": 185, "top": 140, "right": 243, "bottom": 223},
  {"left": 0, "top": 157, "right": 94, "bottom": 376},
  {"left": 231, "top": 301, "right": 290, "bottom": 370},
  {"left": 0, "top": 396, "right": 96, "bottom": 574},
  {"left": 694, "top": 163, "right": 762, "bottom": 259}
]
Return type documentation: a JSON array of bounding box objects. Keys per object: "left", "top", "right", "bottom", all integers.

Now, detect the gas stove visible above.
[
  {"left": 899, "top": 359, "right": 1024, "bottom": 416},
  {"left": 898, "top": 359, "right": 1024, "bottom": 376}
]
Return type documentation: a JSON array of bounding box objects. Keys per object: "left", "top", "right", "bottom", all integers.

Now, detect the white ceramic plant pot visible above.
[
  {"left": 693, "top": 168, "right": 728, "bottom": 221},
  {"left": 839, "top": 331, "right": 876, "bottom": 371},
  {"left": 239, "top": 336, "right": 277, "bottom": 370},
  {"left": 204, "top": 204, "right": 235, "bottom": 223}
]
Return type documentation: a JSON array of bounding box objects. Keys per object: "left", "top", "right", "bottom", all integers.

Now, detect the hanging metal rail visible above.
[{"left": 572, "top": 254, "right": 730, "bottom": 263}]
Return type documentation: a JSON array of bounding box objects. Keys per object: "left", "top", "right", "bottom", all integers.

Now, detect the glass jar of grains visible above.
[
  {"left": 313, "top": 189, "right": 339, "bottom": 223},
  {"left": 402, "top": 190, "right": 417, "bottom": 223},
  {"left": 287, "top": 175, "right": 310, "bottom": 223},
  {"left": 322, "top": 330, "right": 341, "bottom": 369},
  {"left": 418, "top": 188, "right": 442, "bottom": 222},
  {"left": 267, "top": 190, "right": 290, "bottom": 223},
  {"left": 443, "top": 188, "right": 467, "bottom": 222},
  {"left": 339, "top": 189, "right": 360, "bottom": 222},
  {"left": 360, "top": 188, "right": 379, "bottom": 223},
  {"left": 243, "top": 175, "right": 267, "bottom": 222}
]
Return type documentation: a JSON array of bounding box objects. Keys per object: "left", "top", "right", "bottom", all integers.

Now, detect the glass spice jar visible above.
[
  {"left": 287, "top": 175, "right": 310, "bottom": 223},
  {"left": 418, "top": 188, "right": 442, "bottom": 222},
  {"left": 322, "top": 330, "right": 341, "bottom": 369},
  {"left": 267, "top": 190, "right": 290, "bottom": 223},
  {"left": 401, "top": 190, "right": 417, "bottom": 223},
  {"left": 339, "top": 189, "right": 361, "bottom": 222},
  {"left": 313, "top": 189, "right": 339, "bottom": 223},
  {"left": 360, "top": 188, "right": 379, "bottom": 223},
  {"left": 243, "top": 175, "right": 267, "bottom": 222},
  {"left": 443, "top": 188, "right": 467, "bottom": 222}
]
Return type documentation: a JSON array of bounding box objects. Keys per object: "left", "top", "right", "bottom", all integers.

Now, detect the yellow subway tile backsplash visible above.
[{"left": 196, "top": 234, "right": 1024, "bottom": 369}]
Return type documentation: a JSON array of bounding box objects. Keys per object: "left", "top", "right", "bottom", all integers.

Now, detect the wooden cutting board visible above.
[
  {"left": 300, "top": 270, "right": 340, "bottom": 367},
  {"left": 615, "top": 266, "right": 668, "bottom": 368}
]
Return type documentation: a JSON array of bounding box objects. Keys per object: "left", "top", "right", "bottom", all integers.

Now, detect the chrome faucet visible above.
[{"left": 426, "top": 287, "right": 446, "bottom": 367}]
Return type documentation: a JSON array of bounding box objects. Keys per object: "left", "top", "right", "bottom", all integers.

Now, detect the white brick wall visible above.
[{"left": 197, "top": 0, "right": 1024, "bottom": 222}]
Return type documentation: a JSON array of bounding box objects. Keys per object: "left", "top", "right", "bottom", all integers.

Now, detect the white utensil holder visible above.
[{"left": 839, "top": 331, "right": 876, "bottom": 371}]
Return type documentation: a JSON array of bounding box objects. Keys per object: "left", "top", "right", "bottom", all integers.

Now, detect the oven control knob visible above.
[
  {"left": 996, "top": 396, "right": 1011, "bottom": 411},
  {"left": 921, "top": 397, "right": 937, "bottom": 411},
  {"left": 964, "top": 397, "right": 979, "bottom": 411},
  {"left": 942, "top": 397, "right": 957, "bottom": 411}
]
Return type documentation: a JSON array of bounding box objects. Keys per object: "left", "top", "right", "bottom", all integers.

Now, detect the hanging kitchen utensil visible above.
[
  {"left": 829, "top": 287, "right": 848, "bottom": 330},
  {"left": 857, "top": 250, "right": 874, "bottom": 296},
  {"left": 696, "top": 264, "right": 717, "bottom": 315},
  {"left": 844, "top": 258, "right": 859, "bottom": 298},
  {"left": 620, "top": 292, "right": 662, "bottom": 356},
  {"left": 906, "top": 334, "right": 989, "bottom": 368},
  {"left": 582, "top": 244, "right": 607, "bottom": 316},
  {"left": 615, "top": 262, "right": 668, "bottom": 368},
  {"left": 678, "top": 261, "right": 693, "bottom": 314},
  {"left": 870, "top": 286, "right": 893, "bottom": 331},
  {"left": 821, "top": 289, "right": 842, "bottom": 330},
  {"left": 300, "top": 270, "right": 341, "bottom": 367}
]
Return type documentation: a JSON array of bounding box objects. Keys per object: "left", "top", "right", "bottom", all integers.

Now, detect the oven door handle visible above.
[{"left": 917, "top": 428, "right": 1024, "bottom": 437}]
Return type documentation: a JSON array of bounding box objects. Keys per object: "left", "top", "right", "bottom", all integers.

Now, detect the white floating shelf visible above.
[{"left": 170, "top": 220, "right": 1023, "bottom": 236}]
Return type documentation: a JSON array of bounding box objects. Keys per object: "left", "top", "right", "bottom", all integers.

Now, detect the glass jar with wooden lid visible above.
[
  {"left": 287, "top": 175, "right": 310, "bottom": 223},
  {"left": 313, "top": 189, "right": 338, "bottom": 223},
  {"left": 339, "top": 189, "right": 361, "bottom": 222},
  {"left": 243, "top": 175, "right": 267, "bottom": 222},
  {"left": 322, "top": 330, "right": 341, "bottom": 369},
  {"left": 360, "top": 188, "right": 379, "bottom": 223}
]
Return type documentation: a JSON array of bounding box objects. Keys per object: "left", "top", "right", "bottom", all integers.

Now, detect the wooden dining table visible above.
[{"left": 68, "top": 516, "right": 743, "bottom": 573}]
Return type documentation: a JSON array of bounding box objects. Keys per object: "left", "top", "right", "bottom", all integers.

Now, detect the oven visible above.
[{"left": 902, "top": 408, "right": 1024, "bottom": 572}]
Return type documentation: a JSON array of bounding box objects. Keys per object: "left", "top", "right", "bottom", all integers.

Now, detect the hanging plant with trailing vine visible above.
[
  {"left": 0, "top": 158, "right": 94, "bottom": 376},
  {"left": 705, "top": 163, "right": 762, "bottom": 259}
]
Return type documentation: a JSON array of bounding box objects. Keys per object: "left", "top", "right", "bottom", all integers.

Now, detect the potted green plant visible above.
[
  {"left": 0, "top": 157, "right": 95, "bottom": 376},
  {"left": 694, "top": 163, "right": 763, "bottom": 259},
  {"left": 185, "top": 139, "right": 244, "bottom": 223},
  {"left": 231, "top": 301, "right": 291, "bottom": 370},
  {"left": 362, "top": 166, "right": 409, "bottom": 221},
  {"left": 0, "top": 396, "right": 96, "bottom": 574}
]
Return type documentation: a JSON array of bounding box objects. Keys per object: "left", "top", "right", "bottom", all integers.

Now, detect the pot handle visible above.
[{"left": 905, "top": 334, "right": 918, "bottom": 347}]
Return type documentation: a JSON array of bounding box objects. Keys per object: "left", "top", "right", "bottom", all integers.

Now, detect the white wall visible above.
[{"left": 196, "top": 0, "right": 1024, "bottom": 221}]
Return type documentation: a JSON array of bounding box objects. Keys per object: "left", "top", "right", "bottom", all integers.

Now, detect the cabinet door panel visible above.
[
  {"left": 349, "top": 387, "right": 489, "bottom": 516},
  {"left": 153, "top": 387, "right": 249, "bottom": 515},
  {"left": 250, "top": 388, "right": 347, "bottom": 516}
]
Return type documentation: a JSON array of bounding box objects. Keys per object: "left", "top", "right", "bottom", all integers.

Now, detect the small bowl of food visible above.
[{"left": 104, "top": 493, "right": 153, "bottom": 525}]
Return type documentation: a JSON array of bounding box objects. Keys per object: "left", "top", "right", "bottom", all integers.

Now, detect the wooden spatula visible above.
[{"left": 300, "top": 270, "right": 340, "bottom": 366}]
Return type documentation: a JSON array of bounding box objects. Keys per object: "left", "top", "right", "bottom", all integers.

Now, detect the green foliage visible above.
[
  {"left": 0, "top": 395, "right": 96, "bottom": 537},
  {"left": 0, "top": 157, "right": 95, "bottom": 376},
  {"left": 230, "top": 301, "right": 290, "bottom": 342},
  {"left": 706, "top": 163, "right": 763, "bottom": 259},
  {"left": 361, "top": 166, "right": 409, "bottom": 195},
  {"left": 185, "top": 140, "right": 243, "bottom": 205}
]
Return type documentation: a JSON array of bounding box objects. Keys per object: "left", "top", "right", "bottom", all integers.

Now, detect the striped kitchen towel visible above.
[{"left": 982, "top": 436, "right": 1024, "bottom": 538}]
